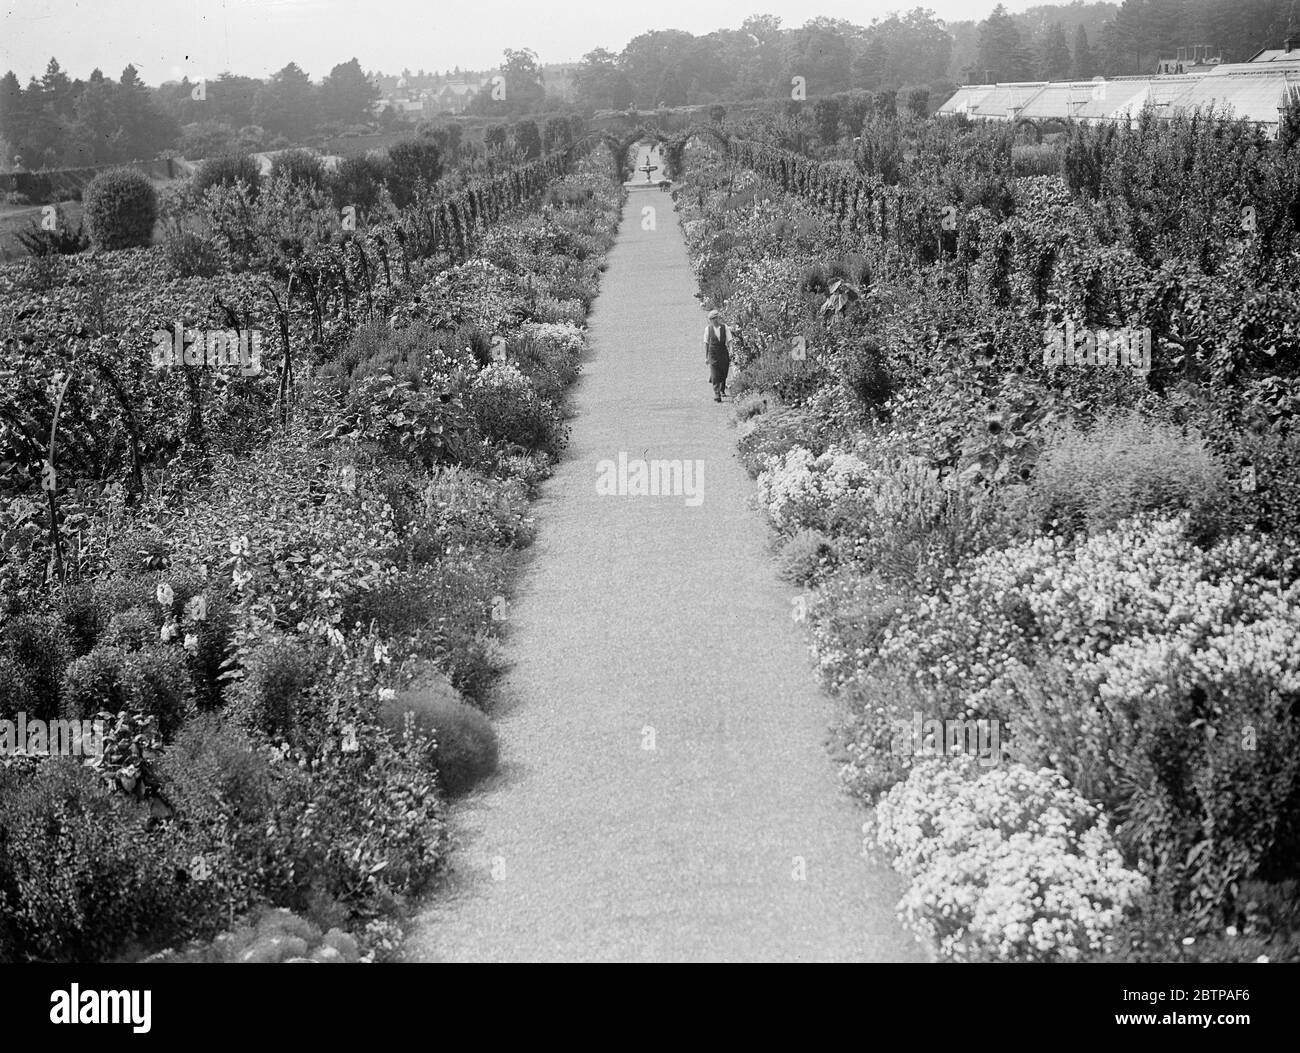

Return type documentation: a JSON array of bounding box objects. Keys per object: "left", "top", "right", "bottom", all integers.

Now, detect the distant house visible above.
[
  {"left": 369, "top": 70, "right": 494, "bottom": 117},
  {"left": 435, "top": 81, "right": 486, "bottom": 114}
]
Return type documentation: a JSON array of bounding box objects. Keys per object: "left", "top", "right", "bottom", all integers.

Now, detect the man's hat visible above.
[{"left": 707, "top": 309, "right": 720, "bottom": 319}]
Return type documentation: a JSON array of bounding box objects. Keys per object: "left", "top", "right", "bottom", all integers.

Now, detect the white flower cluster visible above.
[
  {"left": 875, "top": 514, "right": 1300, "bottom": 721},
  {"left": 473, "top": 361, "right": 532, "bottom": 391},
  {"left": 867, "top": 759, "right": 1147, "bottom": 961},
  {"left": 519, "top": 320, "right": 586, "bottom": 359},
  {"left": 755, "top": 444, "right": 877, "bottom": 535}
]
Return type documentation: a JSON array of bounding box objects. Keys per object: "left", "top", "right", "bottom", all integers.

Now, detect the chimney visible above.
[{"left": 1287, "top": 34, "right": 1299, "bottom": 54}]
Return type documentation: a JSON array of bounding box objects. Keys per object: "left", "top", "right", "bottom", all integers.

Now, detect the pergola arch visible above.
[
  {"left": 573, "top": 122, "right": 733, "bottom": 184},
  {"left": 1010, "top": 115, "right": 1044, "bottom": 144}
]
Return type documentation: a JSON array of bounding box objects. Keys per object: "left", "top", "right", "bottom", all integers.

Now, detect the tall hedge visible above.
[{"left": 82, "top": 168, "right": 158, "bottom": 251}]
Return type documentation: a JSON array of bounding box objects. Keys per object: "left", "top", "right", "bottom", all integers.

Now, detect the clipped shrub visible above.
[
  {"left": 378, "top": 670, "right": 499, "bottom": 795},
  {"left": 193, "top": 153, "right": 262, "bottom": 199},
  {"left": 83, "top": 167, "right": 158, "bottom": 251}
]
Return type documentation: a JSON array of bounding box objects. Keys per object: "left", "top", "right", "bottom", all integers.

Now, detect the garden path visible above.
[{"left": 403, "top": 146, "right": 923, "bottom": 962}]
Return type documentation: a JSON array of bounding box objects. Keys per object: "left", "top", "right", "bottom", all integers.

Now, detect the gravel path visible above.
[{"left": 404, "top": 150, "right": 924, "bottom": 962}]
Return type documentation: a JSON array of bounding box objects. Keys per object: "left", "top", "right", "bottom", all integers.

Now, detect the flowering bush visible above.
[
  {"left": 852, "top": 516, "right": 1300, "bottom": 916},
  {"left": 867, "top": 759, "right": 1147, "bottom": 961},
  {"left": 756, "top": 441, "right": 1027, "bottom": 584},
  {"left": 755, "top": 444, "right": 875, "bottom": 537},
  {"left": 464, "top": 361, "right": 566, "bottom": 457},
  {"left": 511, "top": 320, "right": 586, "bottom": 404}
]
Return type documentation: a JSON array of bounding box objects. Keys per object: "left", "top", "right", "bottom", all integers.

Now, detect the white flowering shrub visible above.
[
  {"left": 867, "top": 759, "right": 1147, "bottom": 961},
  {"left": 509, "top": 320, "right": 587, "bottom": 404},
  {"left": 755, "top": 444, "right": 876, "bottom": 537},
  {"left": 464, "top": 361, "right": 566, "bottom": 457},
  {"left": 863, "top": 514, "right": 1300, "bottom": 914},
  {"left": 875, "top": 516, "right": 1297, "bottom": 720},
  {"left": 520, "top": 320, "right": 585, "bottom": 359},
  {"left": 756, "top": 442, "right": 1025, "bottom": 582}
]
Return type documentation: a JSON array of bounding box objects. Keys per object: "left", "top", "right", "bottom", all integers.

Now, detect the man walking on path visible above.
[{"left": 704, "top": 308, "right": 735, "bottom": 402}]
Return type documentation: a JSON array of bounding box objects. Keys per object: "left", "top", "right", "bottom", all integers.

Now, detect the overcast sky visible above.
[{"left": 2, "top": 0, "right": 1034, "bottom": 84}]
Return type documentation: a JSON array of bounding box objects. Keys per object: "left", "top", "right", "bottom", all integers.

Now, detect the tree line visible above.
[
  {"left": 0, "top": 58, "right": 379, "bottom": 170},
  {"left": 6, "top": 0, "right": 1298, "bottom": 171},
  {"left": 550, "top": 0, "right": 1298, "bottom": 114}
]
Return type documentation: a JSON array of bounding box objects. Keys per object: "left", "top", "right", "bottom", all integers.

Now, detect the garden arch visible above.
[{"left": 574, "top": 122, "right": 732, "bottom": 183}]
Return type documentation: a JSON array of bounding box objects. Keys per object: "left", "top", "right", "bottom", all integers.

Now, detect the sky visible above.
[{"left": 2, "top": 0, "right": 1037, "bottom": 84}]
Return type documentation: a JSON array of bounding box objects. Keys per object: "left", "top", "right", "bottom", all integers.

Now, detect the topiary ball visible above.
[
  {"left": 378, "top": 670, "right": 498, "bottom": 795},
  {"left": 83, "top": 168, "right": 158, "bottom": 251}
]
